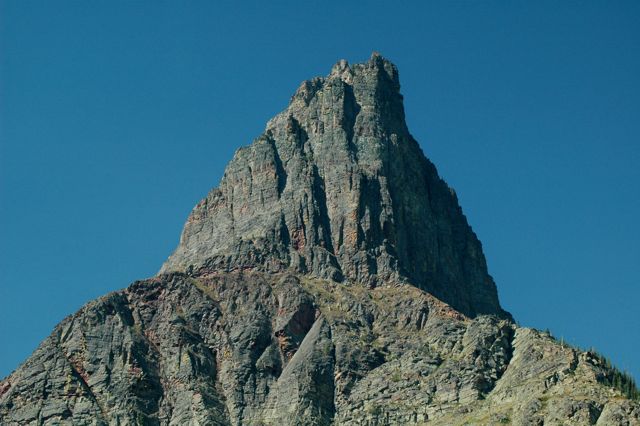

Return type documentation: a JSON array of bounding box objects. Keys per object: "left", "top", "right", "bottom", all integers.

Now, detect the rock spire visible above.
[{"left": 162, "top": 53, "right": 507, "bottom": 318}]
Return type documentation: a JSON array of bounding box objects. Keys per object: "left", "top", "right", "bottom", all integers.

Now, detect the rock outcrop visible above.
[{"left": 1, "top": 54, "right": 638, "bottom": 425}]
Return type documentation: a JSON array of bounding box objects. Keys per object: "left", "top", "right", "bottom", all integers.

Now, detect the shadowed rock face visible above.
[
  {"left": 161, "top": 53, "right": 507, "bottom": 319},
  {"left": 2, "top": 54, "right": 638, "bottom": 425}
]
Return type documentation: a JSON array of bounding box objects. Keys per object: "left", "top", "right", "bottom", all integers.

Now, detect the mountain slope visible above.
[
  {"left": 1, "top": 54, "right": 638, "bottom": 425},
  {"left": 1, "top": 271, "right": 637, "bottom": 425}
]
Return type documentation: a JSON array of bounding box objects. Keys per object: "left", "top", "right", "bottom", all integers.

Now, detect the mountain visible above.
[
  {"left": 161, "top": 53, "right": 507, "bottom": 320},
  {"left": 1, "top": 53, "right": 638, "bottom": 425}
]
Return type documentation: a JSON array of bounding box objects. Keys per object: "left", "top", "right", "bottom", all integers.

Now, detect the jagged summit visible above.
[{"left": 161, "top": 53, "right": 507, "bottom": 319}]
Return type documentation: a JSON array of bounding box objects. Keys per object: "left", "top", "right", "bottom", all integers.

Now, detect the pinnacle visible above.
[{"left": 162, "top": 55, "right": 507, "bottom": 319}]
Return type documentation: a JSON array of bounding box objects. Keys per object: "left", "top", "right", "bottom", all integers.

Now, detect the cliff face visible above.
[
  {"left": 162, "top": 53, "right": 505, "bottom": 319},
  {"left": 1, "top": 54, "right": 638, "bottom": 425}
]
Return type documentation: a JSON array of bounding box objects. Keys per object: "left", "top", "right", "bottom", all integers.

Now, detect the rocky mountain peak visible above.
[
  {"left": 2, "top": 54, "right": 638, "bottom": 426},
  {"left": 161, "top": 53, "right": 508, "bottom": 319}
]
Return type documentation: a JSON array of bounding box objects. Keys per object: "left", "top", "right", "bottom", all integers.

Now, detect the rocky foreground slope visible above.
[{"left": 1, "top": 54, "right": 638, "bottom": 425}]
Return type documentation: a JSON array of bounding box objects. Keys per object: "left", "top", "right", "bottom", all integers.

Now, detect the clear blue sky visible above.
[{"left": 1, "top": 1, "right": 638, "bottom": 381}]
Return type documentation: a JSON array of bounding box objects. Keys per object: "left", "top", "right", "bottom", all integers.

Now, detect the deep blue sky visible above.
[{"left": 1, "top": 1, "right": 638, "bottom": 381}]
